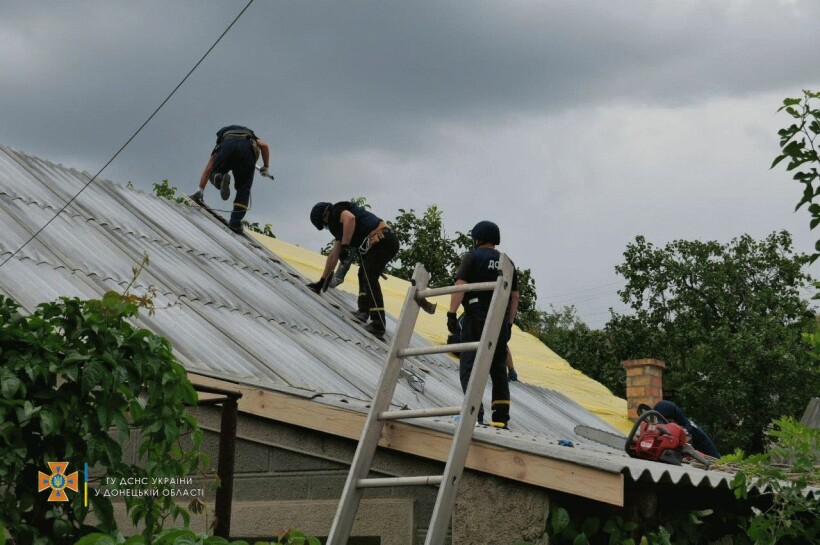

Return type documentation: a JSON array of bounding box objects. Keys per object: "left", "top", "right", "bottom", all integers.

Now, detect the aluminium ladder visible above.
[{"left": 327, "top": 255, "right": 514, "bottom": 545}]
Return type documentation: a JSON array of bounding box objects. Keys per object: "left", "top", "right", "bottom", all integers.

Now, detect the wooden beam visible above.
[{"left": 188, "top": 373, "right": 624, "bottom": 506}]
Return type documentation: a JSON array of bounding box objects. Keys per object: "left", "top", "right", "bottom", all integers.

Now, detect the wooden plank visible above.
[{"left": 189, "top": 373, "right": 624, "bottom": 506}]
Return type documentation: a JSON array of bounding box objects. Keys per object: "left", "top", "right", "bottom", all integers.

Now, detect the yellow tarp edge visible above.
[{"left": 251, "top": 233, "right": 633, "bottom": 434}]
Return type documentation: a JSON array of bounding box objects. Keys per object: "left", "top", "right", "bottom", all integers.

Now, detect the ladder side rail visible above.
[
  {"left": 326, "top": 263, "right": 432, "bottom": 545},
  {"left": 424, "top": 254, "right": 514, "bottom": 545}
]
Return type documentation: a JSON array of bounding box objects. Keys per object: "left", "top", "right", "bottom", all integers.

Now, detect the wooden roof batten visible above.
[{"left": 189, "top": 373, "right": 625, "bottom": 507}]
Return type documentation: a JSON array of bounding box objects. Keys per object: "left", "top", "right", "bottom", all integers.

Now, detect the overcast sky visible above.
[{"left": 2, "top": 1, "right": 819, "bottom": 327}]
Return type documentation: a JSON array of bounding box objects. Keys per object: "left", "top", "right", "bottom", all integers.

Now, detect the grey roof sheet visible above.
[{"left": 0, "top": 144, "right": 759, "bottom": 498}]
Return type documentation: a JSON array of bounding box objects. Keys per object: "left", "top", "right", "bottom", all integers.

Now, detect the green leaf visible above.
[
  {"left": 82, "top": 361, "right": 105, "bottom": 394},
  {"left": 75, "top": 534, "right": 116, "bottom": 545},
  {"left": 1, "top": 374, "right": 20, "bottom": 399},
  {"left": 550, "top": 507, "right": 570, "bottom": 535},
  {"left": 771, "top": 153, "right": 788, "bottom": 169},
  {"left": 40, "top": 410, "right": 55, "bottom": 436},
  {"left": 573, "top": 533, "right": 589, "bottom": 545},
  {"left": 581, "top": 516, "right": 600, "bottom": 536}
]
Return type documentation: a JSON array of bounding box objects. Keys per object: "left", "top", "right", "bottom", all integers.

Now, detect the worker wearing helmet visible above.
[
  {"left": 189, "top": 125, "right": 271, "bottom": 234},
  {"left": 447, "top": 220, "right": 519, "bottom": 429},
  {"left": 308, "top": 201, "right": 399, "bottom": 339}
]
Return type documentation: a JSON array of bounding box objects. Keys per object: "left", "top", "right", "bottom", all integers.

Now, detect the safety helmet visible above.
[
  {"left": 310, "top": 202, "right": 332, "bottom": 230},
  {"left": 470, "top": 220, "right": 500, "bottom": 246}
]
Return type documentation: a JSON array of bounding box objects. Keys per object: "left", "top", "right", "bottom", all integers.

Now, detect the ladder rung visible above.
[
  {"left": 379, "top": 406, "right": 461, "bottom": 420},
  {"left": 398, "top": 342, "right": 479, "bottom": 358},
  {"left": 415, "top": 281, "right": 497, "bottom": 299},
  {"left": 357, "top": 476, "right": 443, "bottom": 488}
]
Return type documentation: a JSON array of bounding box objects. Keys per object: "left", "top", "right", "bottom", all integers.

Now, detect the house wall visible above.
[{"left": 119, "top": 405, "right": 552, "bottom": 545}]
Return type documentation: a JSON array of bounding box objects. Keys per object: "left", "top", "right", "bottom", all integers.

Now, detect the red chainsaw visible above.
[{"left": 575, "top": 410, "right": 713, "bottom": 469}]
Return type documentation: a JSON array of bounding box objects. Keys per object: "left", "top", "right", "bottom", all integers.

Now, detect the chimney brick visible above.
[{"left": 622, "top": 358, "right": 665, "bottom": 420}]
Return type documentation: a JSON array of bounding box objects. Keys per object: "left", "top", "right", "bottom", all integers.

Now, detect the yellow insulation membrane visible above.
[{"left": 251, "top": 234, "right": 632, "bottom": 434}]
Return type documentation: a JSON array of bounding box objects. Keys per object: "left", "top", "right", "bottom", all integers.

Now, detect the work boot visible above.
[
  {"left": 363, "top": 321, "right": 385, "bottom": 340},
  {"left": 214, "top": 172, "right": 231, "bottom": 201},
  {"left": 189, "top": 190, "right": 205, "bottom": 205},
  {"left": 228, "top": 223, "right": 244, "bottom": 235},
  {"left": 351, "top": 310, "right": 369, "bottom": 323}
]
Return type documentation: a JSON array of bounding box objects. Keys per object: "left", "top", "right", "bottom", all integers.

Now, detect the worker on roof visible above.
[
  {"left": 651, "top": 400, "right": 721, "bottom": 458},
  {"left": 189, "top": 125, "right": 270, "bottom": 234},
  {"left": 447, "top": 220, "right": 519, "bottom": 429},
  {"left": 308, "top": 201, "right": 399, "bottom": 339}
]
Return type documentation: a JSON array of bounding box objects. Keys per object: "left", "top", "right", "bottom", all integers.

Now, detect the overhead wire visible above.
[{"left": 0, "top": 0, "right": 255, "bottom": 271}]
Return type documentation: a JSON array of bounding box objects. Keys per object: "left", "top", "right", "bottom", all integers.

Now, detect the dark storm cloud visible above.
[{"left": 1, "top": 1, "right": 819, "bottom": 326}]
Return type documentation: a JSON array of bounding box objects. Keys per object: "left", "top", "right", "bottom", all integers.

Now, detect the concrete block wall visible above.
[
  {"left": 189, "top": 406, "right": 442, "bottom": 545},
  {"left": 107, "top": 404, "right": 554, "bottom": 544}
]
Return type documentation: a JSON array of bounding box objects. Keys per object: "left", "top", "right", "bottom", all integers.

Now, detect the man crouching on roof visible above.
[{"left": 307, "top": 201, "right": 399, "bottom": 340}]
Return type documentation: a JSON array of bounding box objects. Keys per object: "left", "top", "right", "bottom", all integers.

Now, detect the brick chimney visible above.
[{"left": 622, "top": 358, "right": 665, "bottom": 420}]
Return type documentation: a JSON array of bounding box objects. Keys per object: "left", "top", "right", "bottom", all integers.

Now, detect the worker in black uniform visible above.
[
  {"left": 308, "top": 201, "right": 399, "bottom": 339},
  {"left": 447, "top": 221, "right": 519, "bottom": 429},
  {"left": 652, "top": 400, "right": 721, "bottom": 458},
  {"left": 189, "top": 125, "right": 270, "bottom": 234}
]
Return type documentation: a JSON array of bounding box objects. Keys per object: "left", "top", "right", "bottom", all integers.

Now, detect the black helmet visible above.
[
  {"left": 470, "top": 220, "right": 500, "bottom": 246},
  {"left": 310, "top": 202, "right": 332, "bottom": 230}
]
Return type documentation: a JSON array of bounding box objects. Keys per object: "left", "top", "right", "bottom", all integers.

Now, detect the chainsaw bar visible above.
[{"left": 574, "top": 425, "right": 628, "bottom": 450}]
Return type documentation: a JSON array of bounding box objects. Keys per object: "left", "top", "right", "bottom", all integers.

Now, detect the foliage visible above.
[
  {"left": 514, "top": 268, "right": 540, "bottom": 332},
  {"left": 152, "top": 180, "right": 189, "bottom": 207},
  {"left": 772, "top": 90, "right": 820, "bottom": 262},
  {"left": 537, "top": 306, "right": 625, "bottom": 397},
  {"left": 0, "top": 286, "right": 205, "bottom": 545},
  {"left": 514, "top": 501, "right": 721, "bottom": 545},
  {"left": 387, "top": 205, "right": 470, "bottom": 287},
  {"left": 727, "top": 418, "right": 820, "bottom": 545},
  {"left": 610, "top": 231, "right": 817, "bottom": 454},
  {"left": 241, "top": 221, "right": 275, "bottom": 238},
  {"left": 74, "top": 528, "right": 321, "bottom": 545}
]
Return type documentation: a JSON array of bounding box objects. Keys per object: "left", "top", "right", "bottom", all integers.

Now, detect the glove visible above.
[
  {"left": 339, "top": 244, "right": 350, "bottom": 262},
  {"left": 259, "top": 166, "right": 273, "bottom": 179},
  {"left": 447, "top": 312, "right": 459, "bottom": 335},
  {"left": 307, "top": 278, "right": 327, "bottom": 294},
  {"left": 508, "top": 369, "right": 518, "bottom": 382}
]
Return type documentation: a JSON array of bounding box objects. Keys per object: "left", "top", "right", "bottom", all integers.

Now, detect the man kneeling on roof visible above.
[
  {"left": 447, "top": 220, "right": 519, "bottom": 429},
  {"left": 308, "top": 201, "right": 399, "bottom": 340}
]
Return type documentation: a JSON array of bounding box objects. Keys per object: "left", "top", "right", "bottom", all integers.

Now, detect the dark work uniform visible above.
[
  {"left": 455, "top": 247, "right": 518, "bottom": 427},
  {"left": 328, "top": 202, "right": 399, "bottom": 327},
  {"left": 653, "top": 400, "right": 721, "bottom": 458},
  {"left": 210, "top": 125, "right": 259, "bottom": 228}
]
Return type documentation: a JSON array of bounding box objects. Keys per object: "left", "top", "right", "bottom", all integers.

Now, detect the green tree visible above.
[
  {"left": 387, "top": 205, "right": 468, "bottom": 288},
  {"left": 772, "top": 90, "right": 820, "bottom": 261},
  {"left": 0, "top": 289, "right": 206, "bottom": 545},
  {"left": 513, "top": 268, "right": 540, "bottom": 332},
  {"left": 727, "top": 417, "right": 820, "bottom": 545},
  {"left": 611, "top": 231, "right": 818, "bottom": 453}
]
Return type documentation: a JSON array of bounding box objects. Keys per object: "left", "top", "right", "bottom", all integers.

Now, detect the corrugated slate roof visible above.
[{"left": 0, "top": 144, "right": 754, "bottom": 498}]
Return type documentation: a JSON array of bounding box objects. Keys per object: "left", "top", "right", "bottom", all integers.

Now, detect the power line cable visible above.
[
  {"left": 0, "top": 0, "right": 255, "bottom": 271},
  {"left": 541, "top": 279, "right": 625, "bottom": 300}
]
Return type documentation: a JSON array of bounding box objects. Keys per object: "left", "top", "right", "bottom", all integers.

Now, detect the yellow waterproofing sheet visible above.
[{"left": 251, "top": 234, "right": 632, "bottom": 433}]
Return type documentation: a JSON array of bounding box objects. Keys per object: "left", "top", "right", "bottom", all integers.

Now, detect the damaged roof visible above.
[{"left": 0, "top": 144, "right": 754, "bottom": 502}]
